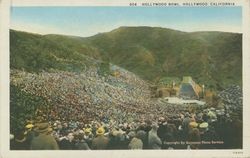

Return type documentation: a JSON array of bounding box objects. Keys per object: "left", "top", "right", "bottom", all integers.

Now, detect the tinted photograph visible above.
[{"left": 9, "top": 6, "right": 242, "bottom": 150}]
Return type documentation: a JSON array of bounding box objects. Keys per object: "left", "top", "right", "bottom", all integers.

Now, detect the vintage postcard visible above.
[{"left": 1, "top": 0, "right": 250, "bottom": 158}]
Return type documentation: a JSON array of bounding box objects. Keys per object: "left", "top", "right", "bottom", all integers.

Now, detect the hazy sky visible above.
[{"left": 11, "top": 6, "right": 242, "bottom": 37}]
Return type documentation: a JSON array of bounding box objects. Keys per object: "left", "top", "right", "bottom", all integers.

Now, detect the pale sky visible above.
[{"left": 11, "top": 6, "right": 242, "bottom": 37}]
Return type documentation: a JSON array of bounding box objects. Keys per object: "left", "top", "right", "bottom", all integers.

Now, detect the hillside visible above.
[
  {"left": 10, "top": 30, "right": 101, "bottom": 73},
  {"left": 84, "top": 27, "right": 242, "bottom": 90},
  {"left": 10, "top": 27, "right": 242, "bottom": 90}
]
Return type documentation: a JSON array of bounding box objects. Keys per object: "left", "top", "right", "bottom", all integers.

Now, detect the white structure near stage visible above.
[{"left": 164, "top": 97, "right": 205, "bottom": 105}]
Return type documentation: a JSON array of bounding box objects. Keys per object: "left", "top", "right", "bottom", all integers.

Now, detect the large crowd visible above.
[{"left": 10, "top": 68, "right": 243, "bottom": 150}]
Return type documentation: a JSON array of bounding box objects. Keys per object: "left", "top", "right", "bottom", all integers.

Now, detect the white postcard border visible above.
[{"left": 1, "top": 0, "right": 250, "bottom": 158}]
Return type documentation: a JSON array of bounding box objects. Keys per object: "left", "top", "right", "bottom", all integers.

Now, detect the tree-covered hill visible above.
[
  {"left": 84, "top": 27, "right": 242, "bottom": 90},
  {"left": 10, "top": 26, "right": 242, "bottom": 90}
]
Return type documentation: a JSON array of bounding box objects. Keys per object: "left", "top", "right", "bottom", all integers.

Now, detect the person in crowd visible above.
[
  {"left": 24, "top": 123, "right": 35, "bottom": 149},
  {"left": 30, "top": 122, "right": 59, "bottom": 150},
  {"left": 230, "top": 118, "right": 242, "bottom": 149},
  {"left": 148, "top": 123, "right": 162, "bottom": 149},
  {"left": 74, "top": 133, "right": 90, "bottom": 150},
  {"left": 83, "top": 127, "right": 93, "bottom": 147},
  {"left": 10, "top": 128, "right": 29, "bottom": 150},
  {"left": 187, "top": 128, "right": 200, "bottom": 149},
  {"left": 107, "top": 128, "right": 127, "bottom": 149},
  {"left": 187, "top": 121, "right": 200, "bottom": 149},
  {"left": 135, "top": 130, "right": 147, "bottom": 149},
  {"left": 107, "top": 129, "right": 120, "bottom": 149},
  {"left": 183, "top": 112, "right": 192, "bottom": 137},
  {"left": 157, "top": 117, "right": 167, "bottom": 142},
  {"left": 163, "top": 123, "right": 178, "bottom": 149},
  {"left": 58, "top": 132, "right": 75, "bottom": 150},
  {"left": 91, "top": 127, "right": 109, "bottom": 150},
  {"left": 128, "top": 131, "right": 143, "bottom": 149}
]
